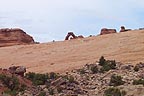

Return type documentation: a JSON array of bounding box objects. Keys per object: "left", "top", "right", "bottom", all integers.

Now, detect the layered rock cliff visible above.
[{"left": 0, "top": 28, "right": 35, "bottom": 47}]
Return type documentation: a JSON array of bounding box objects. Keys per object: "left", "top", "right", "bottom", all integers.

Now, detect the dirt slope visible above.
[{"left": 0, "top": 30, "right": 144, "bottom": 73}]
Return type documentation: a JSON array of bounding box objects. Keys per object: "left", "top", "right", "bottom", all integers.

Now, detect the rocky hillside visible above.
[
  {"left": 1, "top": 58, "right": 144, "bottom": 96},
  {"left": 0, "top": 29, "right": 144, "bottom": 73},
  {"left": 0, "top": 28, "right": 35, "bottom": 47}
]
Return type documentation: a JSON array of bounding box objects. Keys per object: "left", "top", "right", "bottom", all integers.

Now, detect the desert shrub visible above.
[
  {"left": 100, "top": 60, "right": 116, "bottom": 73},
  {"left": 57, "top": 87, "right": 63, "bottom": 93},
  {"left": 107, "top": 60, "right": 116, "bottom": 69},
  {"left": 0, "top": 74, "right": 19, "bottom": 91},
  {"left": 100, "top": 64, "right": 112, "bottom": 73},
  {"left": 91, "top": 65, "right": 98, "bottom": 74},
  {"left": 19, "top": 84, "right": 27, "bottom": 92},
  {"left": 78, "top": 69, "right": 86, "bottom": 74},
  {"left": 99, "top": 56, "right": 106, "bottom": 66},
  {"left": 104, "top": 87, "right": 126, "bottom": 96},
  {"left": 133, "top": 66, "right": 139, "bottom": 72},
  {"left": 109, "top": 74, "right": 125, "bottom": 86},
  {"left": 133, "top": 79, "right": 144, "bottom": 86},
  {"left": 25, "top": 72, "right": 49, "bottom": 85},
  {"left": 48, "top": 89, "right": 54, "bottom": 95},
  {"left": 68, "top": 75, "right": 75, "bottom": 83},
  {"left": 49, "top": 72, "right": 58, "bottom": 79},
  {"left": 4, "top": 89, "right": 18, "bottom": 96},
  {"left": 98, "top": 56, "right": 116, "bottom": 72},
  {"left": 63, "top": 75, "right": 75, "bottom": 82},
  {"left": 38, "top": 91, "right": 46, "bottom": 96},
  {"left": 0, "top": 74, "right": 22, "bottom": 95}
]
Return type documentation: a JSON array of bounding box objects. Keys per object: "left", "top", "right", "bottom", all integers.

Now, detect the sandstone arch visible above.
[{"left": 65, "top": 32, "right": 84, "bottom": 40}]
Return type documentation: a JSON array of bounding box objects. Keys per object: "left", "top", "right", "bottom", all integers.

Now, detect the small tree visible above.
[
  {"left": 100, "top": 60, "right": 116, "bottom": 73},
  {"left": 99, "top": 56, "right": 106, "bottom": 66}
]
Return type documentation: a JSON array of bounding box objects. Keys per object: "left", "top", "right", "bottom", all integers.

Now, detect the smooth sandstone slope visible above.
[{"left": 0, "top": 30, "right": 144, "bottom": 73}]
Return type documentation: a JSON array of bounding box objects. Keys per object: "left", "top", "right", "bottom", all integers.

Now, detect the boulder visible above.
[
  {"left": 0, "top": 28, "right": 35, "bottom": 47},
  {"left": 139, "top": 28, "right": 144, "bottom": 30},
  {"left": 100, "top": 28, "right": 117, "bottom": 35},
  {"left": 120, "top": 64, "right": 134, "bottom": 70},
  {"left": 9, "top": 66, "right": 26, "bottom": 77},
  {"left": 135, "top": 62, "right": 144, "bottom": 69}
]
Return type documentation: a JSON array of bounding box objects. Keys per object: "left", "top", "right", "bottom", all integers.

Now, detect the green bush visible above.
[
  {"left": 38, "top": 91, "right": 46, "bottom": 96},
  {"left": 0, "top": 74, "right": 23, "bottom": 96},
  {"left": 0, "top": 74, "right": 19, "bottom": 91},
  {"left": 109, "top": 74, "right": 125, "bottom": 86},
  {"left": 100, "top": 60, "right": 116, "bottom": 73},
  {"left": 49, "top": 72, "right": 58, "bottom": 79},
  {"left": 4, "top": 89, "right": 18, "bottom": 96},
  {"left": 104, "top": 87, "right": 126, "bottom": 96},
  {"left": 48, "top": 89, "right": 54, "bottom": 95},
  {"left": 100, "top": 64, "right": 112, "bottom": 73},
  {"left": 133, "top": 66, "right": 139, "bottom": 72},
  {"left": 107, "top": 60, "right": 116, "bottom": 69},
  {"left": 68, "top": 75, "right": 75, "bottom": 83},
  {"left": 25, "top": 72, "right": 49, "bottom": 85},
  {"left": 99, "top": 56, "right": 106, "bottom": 66},
  {"left": 57, "top": 87, "right": 63, "bottom": 93},
  {"left": 91, "top": 65, "right": 98, "bottom": 74},
  {"left": 19, "top": 84, "right": 27, "bottom": 92},
  {"left": 78, "top": 69, "right": 86, "bottom": 74},
  {"left": 98, "top": 56, "right": 116, "bottom": 72},
  {"left": 133, "top": 79, "right": 144, "bottom": 85}
]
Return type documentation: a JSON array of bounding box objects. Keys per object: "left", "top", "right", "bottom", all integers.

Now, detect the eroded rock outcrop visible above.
[
  {"left": 0, "top": 28, "right": 35, "bottom": 47},
  {"left": 120, "top": 26, "right": 131, "bottom": 32},
  {"left": 9, "top": 66, "right": 26, "bottom": 77},
  {"left": 100, "top": 28, "right": 117, "bottom": 35},
  {"left": 65, "top": 32, "right": 84, "bottom": 40}
]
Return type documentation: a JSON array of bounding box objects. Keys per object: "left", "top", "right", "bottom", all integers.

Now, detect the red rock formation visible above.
[
  {"left": 65, "top": 32, "right": 84, "bottom": 40},
  {"left": 0, "top": 28, "right": 35, "bottom": 47},
  {"left": 0, "top": 67, "right": 32, "bottom": 94},
  {"left": 9, "top": 66, "right": 26, "bottom": 77},
  {"left": 120, "top": 26, "right": 131, "bottom": 32},
  {"left": 78, "top": 35, "right": 84, "bottom": 38},
  {"left": 100, "top": 28, "right": 117, "bottom": 35}
]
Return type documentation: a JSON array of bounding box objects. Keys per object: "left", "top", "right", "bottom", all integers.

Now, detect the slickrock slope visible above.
[
  {"left": 0, "top": 28, "right": 35, "bottom": 47},
  {"left": 0, "top": 30, "right": 144, "bottom": 73}
]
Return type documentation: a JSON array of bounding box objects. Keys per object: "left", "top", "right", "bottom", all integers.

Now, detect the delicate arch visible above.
[{"left": 65, "top": 32, "right": 77, "bottom": 40}]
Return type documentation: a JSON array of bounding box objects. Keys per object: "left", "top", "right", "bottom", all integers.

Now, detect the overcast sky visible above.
[{"left": 0, "top": 0, "right": 144, "bottom": 42}]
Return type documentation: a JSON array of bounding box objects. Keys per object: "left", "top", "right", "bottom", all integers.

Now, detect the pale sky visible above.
[{"left": 0, "top": 0, "right": 144, "bottom": 42}]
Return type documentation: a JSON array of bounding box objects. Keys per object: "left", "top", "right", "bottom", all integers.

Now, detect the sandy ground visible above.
[{"left": 0, "top": 30, "right": 144, "bottom": 73}]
